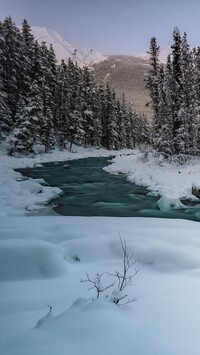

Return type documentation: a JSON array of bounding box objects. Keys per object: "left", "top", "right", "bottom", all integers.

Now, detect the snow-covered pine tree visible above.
[
  {"left": 8, "top": 96, "right": 36, "bottom": 155},
  {"left": 193, "top": 47, "right": 200, "bottom": 152},
  {"left": 68, "top": 107, "right": 85, "bottom": 149},
  {"left": 90, "top": 85, "right": 102, "bottom": 147},
  {"left": 147, "top": 28, "right": 200, "bottom": 157},
  {"left": 21, "top": 19, "right": 34, "bottom": 49},
  {"left": 20, "top": 19, "right": 35, "bottom": 93},
  {"left": 53, "top": 60, "right": 70, "bottom": 148},
  {"left": 66, "top": 59, "right": 85, "bottom": 148},
  {"left": 80, "top": 66, "right": 96, "bottom": 147},
  {"left": 8, "top": 78, "right": 46, "bottom": 155},
  {"left": 103, "top": 82, "right": 118, "bottom": 149},
  {"left": 124, "top": 105, "right": 136, "bottom": 149},
  {"left": 0, "top": 23, "right": 12, "bottom": 140},
  {"left": 179, "top": 33, "right": 195, "bottom": 153},
  {"left": 154, "top": 63, "right": 174, "bottom": 155},
  {"left": 0, "top": 76, "right": 11, "bottom": 141},
  {"left": 116, "top": 95, "right": 127, "bottom": 149},
  {"left": 37, "top": 42, "right": 56, "bottom": 151},
  {"left": 146, "top": 37, "right": 161, "bottom": 149},
  {"left": 98, "top": 82, "right": 107, "bottom": 148},
  {"left": 171, "top": 27, "right": 187, "bottom": 155},
  {"left": 1, "top": 17, "right": 24, "bottom": 121},
  {"left": 0, "top": 15, "right": 150, "bottom": 154}
]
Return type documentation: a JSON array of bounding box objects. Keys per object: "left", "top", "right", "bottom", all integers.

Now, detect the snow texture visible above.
[
  {"left": 31, "top": 26, "right": 106, "bottom": 66},
  {"left": 1, "top": 216, "right": 200, "bottom": 354},
  {"left": 2, "top": 146, "right": 200, "bottom": 354},
  {"left": 105, "top": 151, "right": 200, "bottom": 211}
]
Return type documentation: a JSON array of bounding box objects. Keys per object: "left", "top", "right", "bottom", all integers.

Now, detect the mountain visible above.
[
  {"left": 139, "top": 46, "right": 171, "bottom": 63},
  {"left": 31, "top": 26, "right": 106, "bottom": 66},
  {"left": 31, "top": 26, "right": 152, "bottom": 117},
  {"left": 158, "top": 47, "right": 171, "bottom": 63},
  {"left": 92, "top": 55, "right": 153, "bottom": 118},
  {"left": 92, "top": 48, "right": 172, "bottom": 118}
]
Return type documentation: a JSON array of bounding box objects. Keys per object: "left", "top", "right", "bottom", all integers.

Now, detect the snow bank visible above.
[
  {"left": 157, "top": 196, "right": 186, "bottom": 211},
  {"left": 0, "top": 145, "right": 130, "bottom": 216},
  {"left": 105, "top": 151, "right": 200, "bottom": 206},
  {"left": 0, "top": 239, "right": 67, "bottom": 281},
  {"left": 0, "top": 173, "right": 61, "bottom": 216}
]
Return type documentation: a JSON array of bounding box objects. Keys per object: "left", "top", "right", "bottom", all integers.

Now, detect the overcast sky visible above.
[{"left": 1, "top": 0, "right": 200, "bottom": 55}]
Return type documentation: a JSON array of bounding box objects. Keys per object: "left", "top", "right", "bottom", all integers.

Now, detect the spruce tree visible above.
[
  {"left": 0, "top": 15, "right": 150, "bottom": 154},
  {"left": 146, "top": 37, "right": 161, "bottom": 149},
  {"left": 54, "top": 60, "right": 69, "bottom": 148},
  {"left": 1, "top": 17, "right": 24, "bottom": 120}
]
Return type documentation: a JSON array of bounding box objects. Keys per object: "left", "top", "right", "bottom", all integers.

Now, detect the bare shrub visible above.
[
  {"left": 80, "top": 272, "right": 114, "bottom": 299},
  {"left": 81, "top": 236, "right": 138, "bottom": 306},
  {"left": 108, "top": 236, "right": 139, "bottom": 305}
]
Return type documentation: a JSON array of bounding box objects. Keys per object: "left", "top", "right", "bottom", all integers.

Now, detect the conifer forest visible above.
[
  {"left": 147, "top": 28, "right": 200, "bottom": 156},
  {"left": 0, "top": 17, "right": 149, "bottom": 156},
  {"left": 1, "top": 17, "right": 200, "bottom": 159}
]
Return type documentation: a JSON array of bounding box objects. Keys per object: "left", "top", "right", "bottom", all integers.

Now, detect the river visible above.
[{"left": 16, "top": 156, "right": 200, "bottom": 221}]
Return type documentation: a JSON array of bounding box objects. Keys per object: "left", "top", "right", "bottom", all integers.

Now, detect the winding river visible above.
[{"left": 17, "top": 156, "right": 200, "bottom": 221}]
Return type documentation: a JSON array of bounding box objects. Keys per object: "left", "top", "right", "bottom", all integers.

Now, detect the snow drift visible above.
[{"left": 0, "top": 239, "right": 67, "bottom": 281}]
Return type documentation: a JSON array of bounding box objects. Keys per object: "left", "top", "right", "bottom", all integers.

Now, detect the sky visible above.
[{"left": 1, "top": 0, "right": 200, "bottom": 55}]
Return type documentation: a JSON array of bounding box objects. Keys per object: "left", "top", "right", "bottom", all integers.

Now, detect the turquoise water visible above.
[{"left": 17, "top": 157, "right": 200, "bottom": 220}]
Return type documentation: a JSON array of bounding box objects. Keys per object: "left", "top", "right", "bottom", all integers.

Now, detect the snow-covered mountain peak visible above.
[{"left": 31, "top": 26, "right": 106, "bottom": 66}]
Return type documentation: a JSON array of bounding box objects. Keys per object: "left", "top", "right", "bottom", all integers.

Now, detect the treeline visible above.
[
  {"left": 147, "top": 28, "right": 200, "bottom": 156},
  {"left": 0, "top": 16, "right": 149, "bottom": 155}
]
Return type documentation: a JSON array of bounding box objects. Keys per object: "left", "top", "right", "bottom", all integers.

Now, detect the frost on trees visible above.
[
  {"left": 0, "top": 16, "right": 149, "bottom": 155},
  {"left": 147, "top": 27, "right": 200, "bottom": 157}
]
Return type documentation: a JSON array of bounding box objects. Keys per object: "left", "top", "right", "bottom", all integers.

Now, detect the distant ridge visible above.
[
  {"left": 31, "top": 26, "right": 106, "bottom": 66},
  {"left": 92, "top": 55, "right": 153, "bottom": 118},
  {"left": 30, "top": 26, "right": 152, "bottom": 116},
  {"left": 138, "top": 46, "right": 171, "bottom": 63}
]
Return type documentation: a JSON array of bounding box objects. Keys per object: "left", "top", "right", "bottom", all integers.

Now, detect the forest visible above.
[
  {"left": 147, "top": 27, "right": 200, "bottom": 156},
  {"left": 0, "top": 17, "right": 149, "bottom": 156},
  {"left": 1, "top": 17, "right": 199, "bottom": 159}
]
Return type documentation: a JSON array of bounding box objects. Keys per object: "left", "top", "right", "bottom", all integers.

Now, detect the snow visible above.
[
  {"left": 104, "top": 150, "right": 200, "bottom": 210},
  {"left": 1, "top": 216, "right": 200, "bottom": 354},
  {"left": 104, "top": 72, "right": 110, "bottom": 80},
  {"left": 31, "top": 26, "right": 107, "bottom": 66},
  {"left": 157, "top": 196, "right": 186, "bottom": 211},
  {"left": 2, "top": 146, "right": 200, "bottom": 354},
  {"left": 0, "top": 239, "right": 67, "bottom": 281},
  {"left": 0, "top": 144, "right": 130, "bottom": 216}
]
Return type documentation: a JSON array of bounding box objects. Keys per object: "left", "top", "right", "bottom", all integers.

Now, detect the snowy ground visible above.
[
  {"left": 105, "top": 151, "right": 200, "bottom": 211},
  {"left": 2, "top": 146, "right": 200, "bottom": 354}
]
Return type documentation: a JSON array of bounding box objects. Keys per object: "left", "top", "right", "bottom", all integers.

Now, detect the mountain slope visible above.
[
  {"left": 139, "top": 46, "right": 171, "bottom": 63},
  {"left": 92, "top": 55, "right": 153, "bottom": 118},
  {"left": 31, "top": 26, "right": 106, "bottom": 66},
  {"left": 31, "top": 26, "right": 152, "bottom": 117}
]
